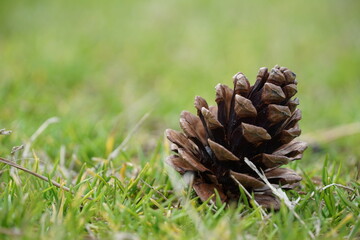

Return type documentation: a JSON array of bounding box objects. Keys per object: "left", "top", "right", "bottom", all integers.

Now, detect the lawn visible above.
[{"left": 0, "top": 0, "right": 359, "bottom": 239}]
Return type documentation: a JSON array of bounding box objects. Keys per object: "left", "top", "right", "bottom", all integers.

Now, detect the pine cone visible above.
[{"left": 165, "top": 65, "right": 307, "bottom": 210}]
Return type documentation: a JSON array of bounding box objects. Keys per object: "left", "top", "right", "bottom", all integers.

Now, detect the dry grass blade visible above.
[
  {"left": 231, "top": 175, "right": 280, "bottom": 231},
  {"left": 108, "top": 112, "right": 150, "bottom": 161},
  {"left": 305, "top": 183, "right": 357, "bottom": 212},
  {"left": 0, "top": 227, "right": 21, "bottom": 237},
  {"left": 321, "top": 183, "right": 355, "bottom": 193},
  {"left": 0, "top": 157, "right": 70, "bottom": 192},
  {"left": 22, "top": 117, "right": 60, "bottom": 158},
  {"left": 0, "top": 129, "right": 12, "bottom": 135},
  {"left": 0, "top": 157, "right": 93, "bottom": 200},
  {"left": 301, "top": 122, "right": 360, "bottom": 144},
  {"left": 11, "top": 145, "right": 24, "bottom": 155},
  {"left": 230, "top": 175, "right": 268, "bottom": 219},
  {"left": 244, "top": 158, "right": 315, "bottom": 240},
  {"left": 140, "top": 179, "right": 169, "bottom": 201}
]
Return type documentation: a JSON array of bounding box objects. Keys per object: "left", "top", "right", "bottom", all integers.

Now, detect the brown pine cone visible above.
[{"left": 165, "top": 65, "right": 307, "bottom": 210}]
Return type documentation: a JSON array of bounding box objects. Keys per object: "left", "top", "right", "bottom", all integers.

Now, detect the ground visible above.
[{"left": 0, "top": 0, "right": 359, "bottom": 239}]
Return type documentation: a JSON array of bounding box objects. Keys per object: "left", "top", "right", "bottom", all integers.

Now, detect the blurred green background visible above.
[{"left": 0, "top": 0, "right": 359, "bottom": 175}]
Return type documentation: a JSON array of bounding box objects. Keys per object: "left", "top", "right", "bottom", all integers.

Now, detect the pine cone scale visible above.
[{"left": 208, "top": 139, "right": 239, "bottom": 161}]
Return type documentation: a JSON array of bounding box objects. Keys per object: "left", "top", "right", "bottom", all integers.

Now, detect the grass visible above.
[{"left": 0, "top": 0, "right": 359, "bottom": 239}]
